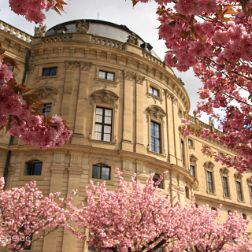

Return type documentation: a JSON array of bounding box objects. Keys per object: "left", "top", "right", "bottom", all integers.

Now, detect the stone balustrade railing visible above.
[
  {"left": 91, "top": 36, "right": 125, "bottom": 50},
  {"left": 0, "top": 20, "right": 32, "bottom": 43}
]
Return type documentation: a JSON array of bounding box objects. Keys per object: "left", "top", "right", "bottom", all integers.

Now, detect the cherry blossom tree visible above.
[
  {"left": 0, "top": 0, "right": 71, "bottom": 148},
  {"left": 0, "top": 178, "right": 76, "bottom": 252},
  {"left": 76, "top": 171, "right": 251, "bottom": 251},
  {"left": 8, "top": 0, "right": 65, "bottom": 23},
  {"left": 133, "top": 0, "right": 252, "bottom": 172}
]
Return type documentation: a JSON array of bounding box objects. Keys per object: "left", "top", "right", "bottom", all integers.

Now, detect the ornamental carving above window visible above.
[
  {"left": 146, "top": 105, "right": 166, "bottom": 120},
  {"left": 32, "top": 86, "right": 58, "bottom": 101},
  {"left": 190, "top": 154, "right": 198, "bottom": 164},
  {"left": 234, "top": 173, "right": 242, "bottom": 180},
  {"left": 204, "top": 161, "right": 214, "bottom": 170},
  {"left": 90, "top": 89, "right": 119, "bottom": 105},
  {"left": 247, "top": 176, "right": 252, "bottom": 184},
  {"left": 220, "top": 167, "right": 229, "bottom": 175}
]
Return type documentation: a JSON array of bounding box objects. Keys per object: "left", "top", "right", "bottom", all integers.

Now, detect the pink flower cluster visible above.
[
  {"left": 9, "top": 0, "right": 55, "bottom": 23},
  {"left": 76, "top": 171, "right": 251, "bottom": 251},
  {"left": 0, "top": 179, "right": 73, "bottom": 251},
  {"left": 134, "top": 0, "right": 252, "bottom": 171},
  {"left": 0, "top": 57, "right": 71, "bottom": 148}
]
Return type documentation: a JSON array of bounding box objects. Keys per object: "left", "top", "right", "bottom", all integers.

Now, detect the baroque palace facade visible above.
[{"left": 0, "top": 19, "right": 252, "bottom": 251}]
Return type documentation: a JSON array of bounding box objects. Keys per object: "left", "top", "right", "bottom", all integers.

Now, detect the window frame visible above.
[
  {"left": 150, "top": 120, "right": 162, "bottom": 154},
  {"left": 94, "top": 107, "right": 113, "bottom": 142},
  {"left": 42, "top": 66, "right": 57, "bottom": 77},
  {"left": 92, "top": 163, "right": 111, "bottom": 180},
  {"left": 206, "top": 170, "right": 215, "bottom": 194},
  {"left": 235, "top": 180, "right": 244, "bottom": 202},
  {"left": 188, "top": 138, "right": 194, "bottom": 148},
  {"left": 189, "top": 164, "right": 196, "bottom": 177},
  {"left": 38, "top": 102, "right": 52, "bottom": 116},
  {"left": 222, "top": 176, "right": 230, "bottom": 198},
  {"left": 249, "top": 185, "right": 252, "bottom": 204},
  {"left": 24, "top": 160, "right": 43, "bottom": 176},
  {"left": 153, "top": 173, "right": 164, "bottom": 189},
  {"left": 180, "top": 139, "right": 186, "bottom": 167},
  {"left": 98, "top": 70, "right": 115, "bottom": 81},
  {"left": 149, "top": 86, "right": 160, "bottom": 98}
]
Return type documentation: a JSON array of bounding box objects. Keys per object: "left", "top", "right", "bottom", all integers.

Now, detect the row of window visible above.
[
  {"left": 42, "top": 67, "right": 161, "bottom": 98},
  {"left": 42, "top": 67, "right": 116, "bottom": 81},
  {"left": 189, "top": 165, "right": 252, "bottom": 203},
  {"left": 24, "top": 161, "right": 165, "bottom": 188}
]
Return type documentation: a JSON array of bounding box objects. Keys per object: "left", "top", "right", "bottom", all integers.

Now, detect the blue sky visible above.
[{"left": 1, "top": 0, "right": 203, "bottom": 117}]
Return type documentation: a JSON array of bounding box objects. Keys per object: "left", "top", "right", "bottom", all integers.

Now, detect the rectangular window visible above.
[
  {"left": 24, "top": 160, "right": 42, "bottom": 176},
  {"left": 149, "top": 86, "right": 160, "bottom": 97},
  {"left": 190, "top": 165, "right": 196, "bottom": 177},
  {"left": 222, "top": 176, "right": 230, "bottom": 198},
  {"left": 92, "top": 164, "right": 111, "bottom": 180},
  {"left": 150, "top": 121, "right": 161, "bottom": 153},
  {"left": 38, "top": 103, "right": 52, "bottom": 116},
  {"left": 98, "top": 70, "right": 115, "bottom": 81},
  {"left": 95, "top": 107, "right": 112, "bottom": 142},
  {"left": 249, "top": 185, "right": 252, "bottom": 202},
  {"left": 153, "top": 173, "right": 164, "bottom": 189},
  {"left": 181, "top": 140, "right": 186, "bottom": 166},
  {"left": 188, "top": 139, "right": 193, "bottom": 147},
  {"left": 206, "top": 170, "right": 214, "bottom": 193},
  {"left": 236, "top": 180, "right": 244, "bottom": 201},
  {"left": 42, "top": 67, "right": 57, "bottom": 76}
]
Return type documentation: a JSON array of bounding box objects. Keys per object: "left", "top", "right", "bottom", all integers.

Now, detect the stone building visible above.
[{"left": 0, "top": 19, "right": 252, "bottom": 251}]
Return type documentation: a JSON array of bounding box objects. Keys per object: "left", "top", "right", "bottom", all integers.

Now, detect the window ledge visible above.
[
  {"left": 20, "top": 175, "right": 44, "bottom": 181},
  {"left": 147, "top": 93, "right": 163, "bottom": 102},
  {"left": 223, "top": 196, "right": 232, "bottom": 200},
  {"left": 95, "top": 78, "right": 118, "bottom": 85},
  {"left": 206, "top": 191, "right": 216, "bottom": 196},
  {"left": 90, "top": 138, "right": 116, "bottom": 145},
  {"left": 41, "top": 75, "right": 57, "bottom": 79},
  {"left": 147, "top": 149, "right": 166, "bottom": 158}
]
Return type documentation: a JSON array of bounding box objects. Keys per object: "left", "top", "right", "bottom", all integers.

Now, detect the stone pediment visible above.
[
  {"left": 90, "top": 89, "right": 119, "bottom": 105},
  {"left": 220, "top": 167, "right": 229, "bottom": 175},
  {"left": 204, "top": 161, "right": 214, "bottom": 170},
  {"left": 190, "top": 155, "right": 198, "bottom": 163},
  {"left": 146, "top": 105, "right": 166, "bottom": 120},
  {"left": 32, "top": 85, "right": 58, "bottom": 101}
]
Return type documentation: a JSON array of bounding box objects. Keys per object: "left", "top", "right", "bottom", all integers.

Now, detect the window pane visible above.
[
  {"left": 207, "top": 171, "right": 214, "bottom": 193},
  {"left": 42, "top": 67, "right": 57, "bottom": 76},
  {"left": 236, "top": 181, "right": 243, "bottom": 201},
  {"left": 92, "top": 165, "right": 100, "bottom": 179},
  {"left": 95, "top": 124, "right": 102, "bottom": 133},
  {"left": 107, "top": 72, "right": 115, "bottom": 81},
  {"left": 190, "top": 165, "right": 195, "bottom": 177},
  {"left": 104, "top": 116, "right": 112, "bottom": 124},
  {"left": 98, "top": 71, "right": 106, "bottom": 79},
  {"left": 222, "top": 176, "right": 229, "bottom": 197},
  {"left": 95, "top": 132, "right": 102, "bottom": 140},
  {"left": 101, "top": 167, "right": 110, "bottom": 180},
  {"left": 104, "top": 126, "right": 111, "bottom": 134},
  {"left": 249, "top": 186, "right": 252, "bottom": 201},
  {"left": 95, "top": 115, "right": 103, "bottom": 123},
  {"left": 103, "top": 133, "right": 111, "bottom": 142},
  {"left": 154, "top": 125, "right": 160, "bottom": 137},
  {"left": 105, "top": 109, "right": 112, "bottom": 117},
  {"left": 34, "top": 162, "right": 42, "bottom": 175},
  {"left": 96, "top": 108, "right": 103, "bottom": 115},
  {"left": 24, "top": 161, "right": 42, "bottom": 176}
]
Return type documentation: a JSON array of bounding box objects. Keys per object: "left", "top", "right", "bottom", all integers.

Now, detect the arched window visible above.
[
  {"left": 24, "top": 160, "right": 42, "bottom": 176},
  {"left": 92, "top": 163, "right": 111, "bottom": 180}
]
